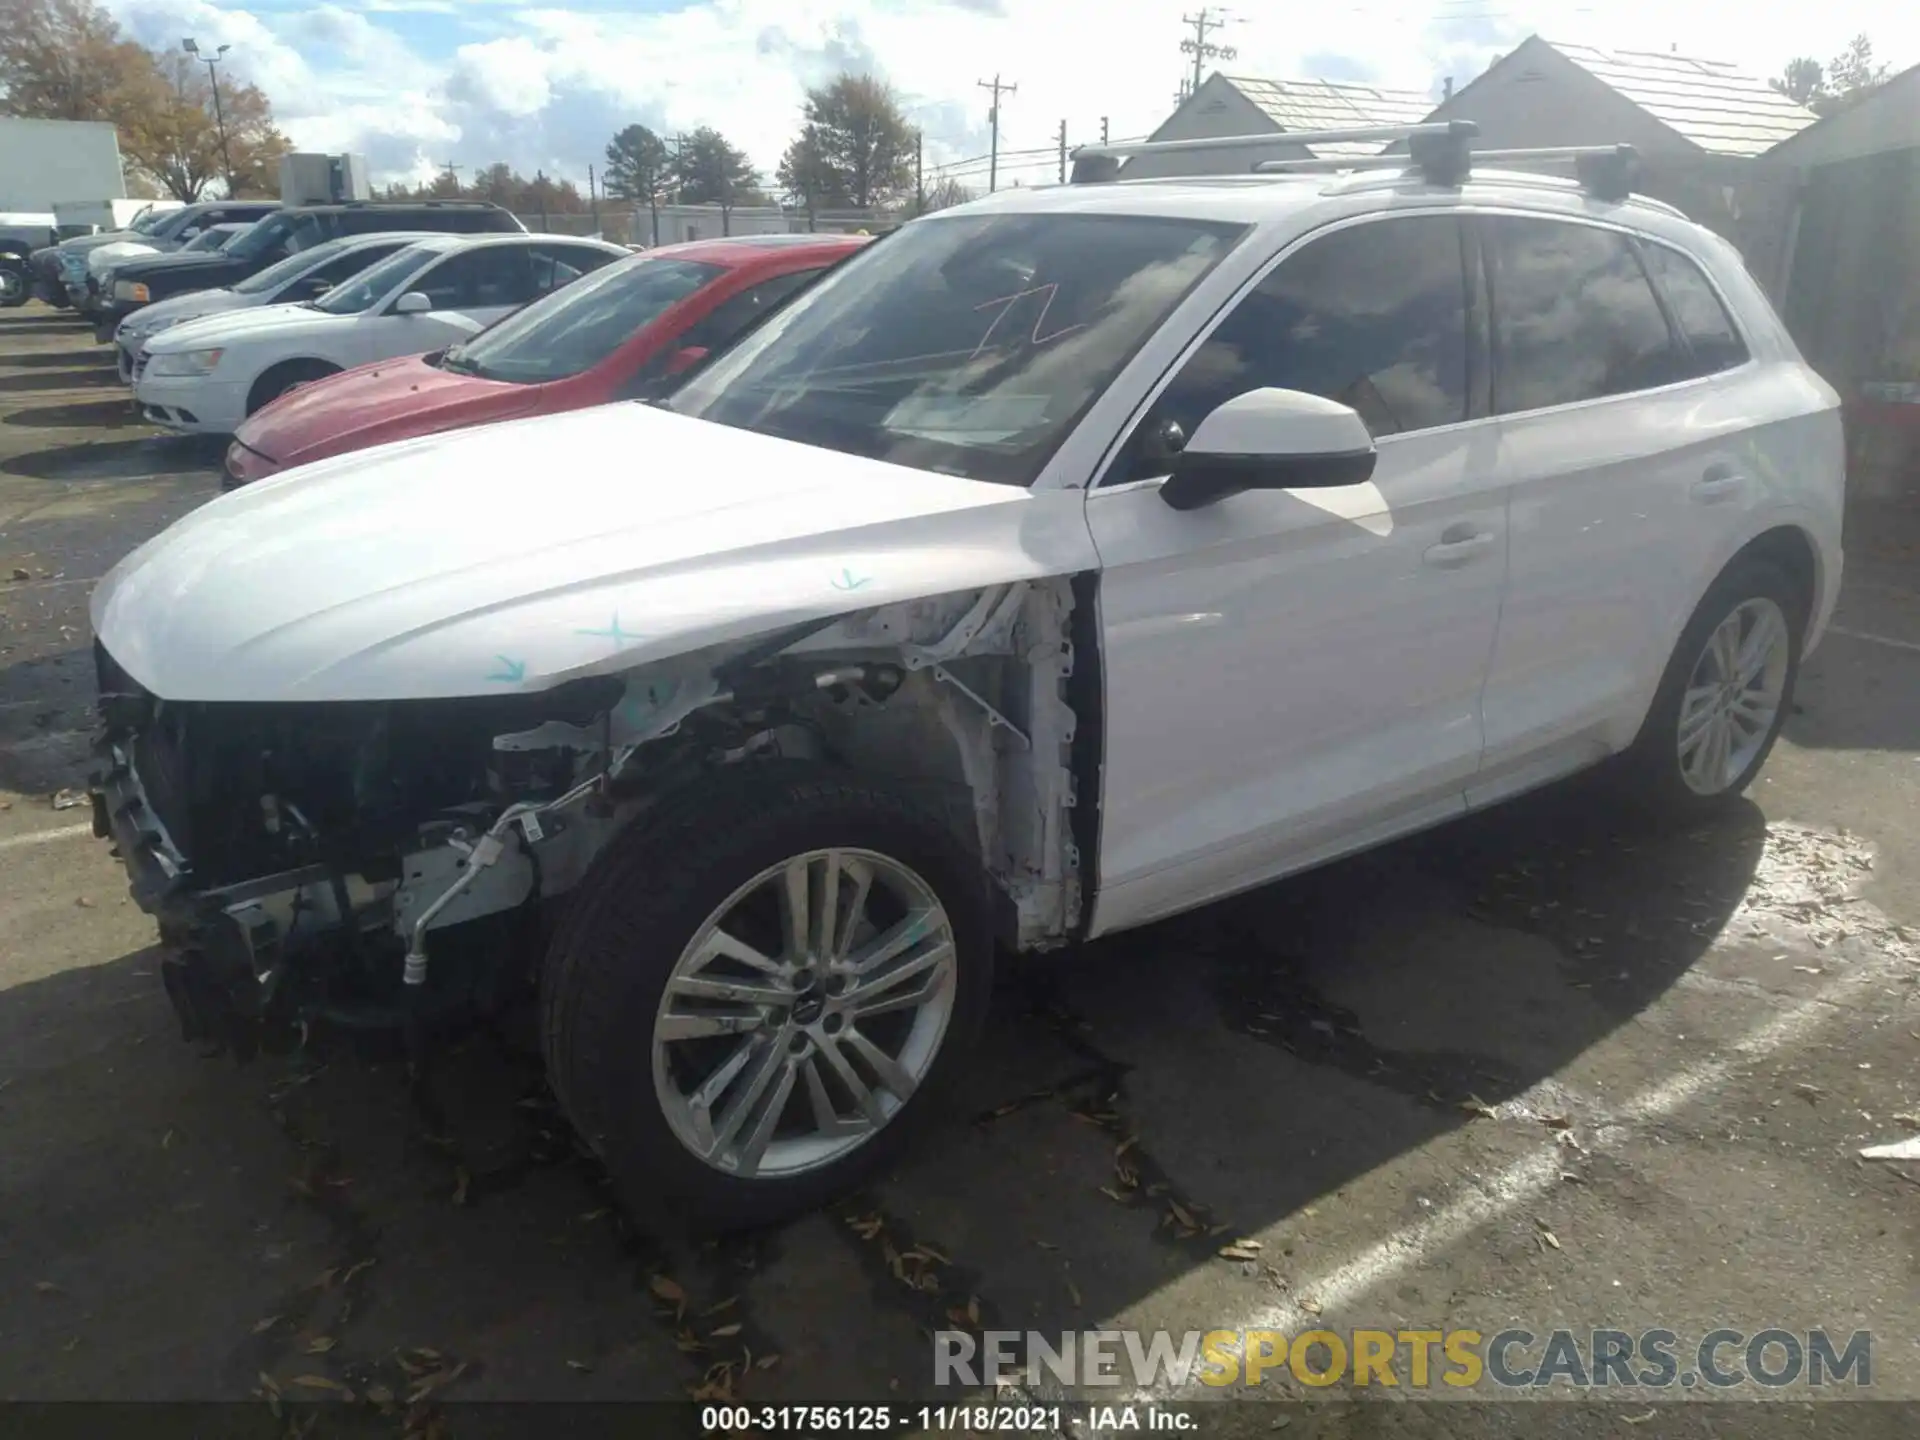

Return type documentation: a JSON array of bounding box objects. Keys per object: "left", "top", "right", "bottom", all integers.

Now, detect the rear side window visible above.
[
  {"left": 311, "top": 243, "right": 407, "bottom": 286},
  {"left": 1486, "top": 217, "right": 1687, "bottom": 413},
  {"left": 1641, "top": 243, "right": 1749, "bottom": 377}
]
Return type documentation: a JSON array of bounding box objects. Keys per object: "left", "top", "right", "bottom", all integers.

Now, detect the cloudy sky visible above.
[{"left": 99, "top": 0, "right": 1920, "bottom": 192}]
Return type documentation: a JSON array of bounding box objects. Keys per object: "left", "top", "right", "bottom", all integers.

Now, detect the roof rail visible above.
[
  {"left": 1067, "top": 120, "right": 1480, "bottom": 185},
  {"left": 1253, "top": 142, "right": 1641, "bottom": 201}
]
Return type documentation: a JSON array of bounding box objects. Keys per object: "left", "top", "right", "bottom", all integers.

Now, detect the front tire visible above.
[
  {"left": 0, "top": 258, "right": 29, "bottom": 308},
  {"left": 1617, "top": 555, "right": 1806, "bottom": 818},
  {"left": 541, "top": 764, "right": 993, "bottom": 1230}
]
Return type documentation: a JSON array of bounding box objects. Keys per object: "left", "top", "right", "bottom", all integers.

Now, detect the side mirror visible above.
[
  {"left": 394, "top": 291, "right": 431, "bottom": 315},
  {"left": 1159, "top": 389, "right": 1377, "bottom": 512},
  {"left": 179, "top": 227, "right": 201, "bottom": 241},
  {"left": 665, "top": 345, "right": 709, "bottom": 377}
]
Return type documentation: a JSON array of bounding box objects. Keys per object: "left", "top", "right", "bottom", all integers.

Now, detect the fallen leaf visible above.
[
  {"left": 1892, "top": 1113, "right": 1920, "bottom": 1127},
  {"left": 755, "top": 1354, "right": 781, "bottom": 1370},
  {"left": 1034, "top": 1239, "right": 1057, "bottom": 1250},
  {"left": 915, "top": 1242, "right": 951, "bottom": 1265},
  {"left": 1459, "top": 1094, "right": 1499, "bottom": 1119},
  {"left": 1097, "top": 1185, "right": 1128, "bottom": 1203},
  {"left": 304, "top": 1337, "right": 336, "bottom": 1354},
  {"left": 1623, "top": 1411, "right": 1657, "bottom": 1426},
  {"left": 1299, "top": 1297, "right": 1322, "bottom": 1316},
  {"left": 75, "top": 896, "right": 93, "bottom": 909},
  {"left": 451, "top": 1168, "right": 471, "bottom": 1206},
  {"left": 566, "top": 1360, "right": 593, "bottom": 1373},
  {"left": 161, "top": 1129, "right": 177, "bottom": 1150},
  {"left": 1115, "top": 1136, "right": 1138, "bottom": 1157},
  {"left": 967, "top": 1295, "right": 981, "bottom": 1325},
  {"left": 292, "top": 1375, "right": 354, "bottom": 1396},
  {"left": 310, "top": 1268, "right": 339, "bottom": 1291},
  {"left": 1168, "top": 1200, "right": 1198, "bottom": 1229},
  {"left": 366, "top": 1383, "right": 395, "bottom": 1406},
  {"left": 1540, "top": 1114, "right": 1573, "bottom": 1131},
  {"left": 650, "top": 1274, "right": 687, "bottom": 1315},
  {"left": 62, "top": 1335, "right": 79, "bottom": 1352},
  {"left": 1219, "top": 1242, "right": 1263, "bottom": 1261},
  {"left": 711, "top": 1322, "right": 743, "bottom": 1338},
  {"left": 579, "top": 1208, "right": 611, "bottom": 1223},
  {"left": 1793, "top": 1083, "right": 1824, "bottom": 1103},
  {"left": 700, "top": 1296, "right": 738, "bottom": 1317},
  {"left": 342, "top": 1257, "right": 376, "bottom": 1284},
  {"left": 1534, "top": 1218, "right": 1562, "bottom": 1251},
  {"left": 252, "top": 1316, "right": 280, "bottom": 1334},
  {"left": 257, "top": 1372, "right": 282, "bottom": 1398},
  {"left": 34, "top": 1281, "right": 61, "bottom": 1295},
  {"left": 1066, "top": 1275, "right": 1082, "bottom": 1307}
]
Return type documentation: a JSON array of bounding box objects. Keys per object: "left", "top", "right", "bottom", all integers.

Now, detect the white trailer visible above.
[{"left": 0, "top": 118, "right": 126, "bottom": 211}]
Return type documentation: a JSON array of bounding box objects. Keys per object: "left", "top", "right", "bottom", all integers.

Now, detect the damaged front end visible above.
[{"left": 90, "top": 578, "right": 1089, "bottom": 1058}]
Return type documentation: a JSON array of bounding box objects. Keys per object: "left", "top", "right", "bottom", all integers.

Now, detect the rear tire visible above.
[
  {"left": 246, "top": 360, "right": 338, "bottom": 417},
  {"left": 1615, "top": 555, "right": 1807, "bottom": 819},
  {"left": 541, "top": 763, "right": 993, "bottom": 1231}
]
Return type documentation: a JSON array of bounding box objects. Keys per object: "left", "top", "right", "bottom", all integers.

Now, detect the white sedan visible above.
[
  {"left": 113, "top": 231, "right": 438, "bottom": 383},
  {"left": 133, "top": 233, "right": 628, "bottom": 435}
]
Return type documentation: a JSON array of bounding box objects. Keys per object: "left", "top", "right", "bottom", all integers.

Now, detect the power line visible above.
[{"left": 976, "top": 73, "right": 1017, "bottom": 192}]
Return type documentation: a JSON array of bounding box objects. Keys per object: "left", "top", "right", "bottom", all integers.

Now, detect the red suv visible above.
[{"left": 224, "top": 233, "right": 868, "bottom": 486}]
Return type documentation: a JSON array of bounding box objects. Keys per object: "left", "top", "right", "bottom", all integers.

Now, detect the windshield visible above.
[
  {"left": 311, "top": 244, "right": 435, "bottom": 315},
  {"left": 443, "top": 254, "right": 723, "bottom": 384},
  {"left": 667, "top": 213, "right": 1246, "bottom": 487},
  {"left": 225, "top": 211, "right": 326, "bottom": 265},
  {"left": 128, "top": 209, "right": 167, "bottom": 235},
  {"left": 232, "top": 239, "right": 345, "bottom": 296}
]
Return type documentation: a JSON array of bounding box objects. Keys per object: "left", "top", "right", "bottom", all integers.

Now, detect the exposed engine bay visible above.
[{"left": 90, "top": 579, "right": 1091, "bottom": 1055}]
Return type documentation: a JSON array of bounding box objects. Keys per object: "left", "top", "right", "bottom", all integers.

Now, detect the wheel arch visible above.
[{"left": 245, "top": 355, "right": 342, "bottom": 415}]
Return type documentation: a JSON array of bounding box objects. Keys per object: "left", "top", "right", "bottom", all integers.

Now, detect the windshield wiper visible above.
[{"left": 439, "top": 350, "right": 483, "bottom": 377}]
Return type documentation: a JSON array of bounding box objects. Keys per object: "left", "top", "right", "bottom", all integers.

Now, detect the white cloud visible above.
[{"left": 96, "top": 0, "right": 1920, "bottom": 193}]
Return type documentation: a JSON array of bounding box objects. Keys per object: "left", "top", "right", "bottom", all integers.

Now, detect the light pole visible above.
[{"left": 182, "top": 39, "right": 235, "bottom": 196}]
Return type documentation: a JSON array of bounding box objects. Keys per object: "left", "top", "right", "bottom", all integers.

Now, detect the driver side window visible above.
[{"left": 1113, "top": 215, "right": 1473, "bottom": 484}]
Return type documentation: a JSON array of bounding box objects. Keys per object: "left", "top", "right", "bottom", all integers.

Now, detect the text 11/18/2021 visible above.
[{"left": 700, "top": 1403, "right": 1200, "bottom": 1432}]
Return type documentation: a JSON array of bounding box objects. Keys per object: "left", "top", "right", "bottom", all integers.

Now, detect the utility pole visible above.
[
  {"left": 182, "top": 39, "right": 234, "bottom": 195},
  {"left": 1101, "top": 116, "right": 1110, "bottom": 144},
  {"left": 1057, "top": 119, "right": 1067, "bottom": 183},
  {"left": 977, "top": 73, "right": 1017, "bottom": 192},
  {"left": 588, "top": 163, "right": 600, "bottom": 233},
  {"left": 1179, "top": 8, "right": 1238, "bottom": 95},
  {"left": 914, "top": 130, "right": 925, "bottom": 215},
  {"left": 436, "top": 160, "right": 463, "bottom": 195}
]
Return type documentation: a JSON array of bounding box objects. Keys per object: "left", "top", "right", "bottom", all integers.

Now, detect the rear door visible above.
[{"left": 1470, "top": 213, "right": 1763, "bottom": 803}]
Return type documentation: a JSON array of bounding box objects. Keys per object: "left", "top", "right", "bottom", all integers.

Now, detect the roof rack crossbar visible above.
[
  {"left": 1067, "top": 120, "right": 1478, "bottom": 185},
  {"left": 1252, "top": 141, "right": 1642, "bottom": 201}
]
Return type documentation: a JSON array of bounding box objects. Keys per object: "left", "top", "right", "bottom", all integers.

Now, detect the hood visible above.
[
  {"left": 118, "top": 288, "right": 246, "bottom": 338},
  {"left": 90, "top": 240, "right": 163, "bottom": 272},
  {"left": 60, "top": 230, "right": 140, "bottom": 253},
  {"left": 239, "top": 353, "right": 537, "bottom": 465},
  {"left": 144, "top": 301, "right": 346, "bottom": 352},
  {"left": 112, "top": 251, "right": 243, "bottom": 294},
  {"left": 92, "top": 403, "right": 1097, "bottom": 703}
]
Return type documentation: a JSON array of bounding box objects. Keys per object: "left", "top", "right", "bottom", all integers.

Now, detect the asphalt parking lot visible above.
[{"left": 2, "top": 304, "right": 1919, "bottom": 1437}]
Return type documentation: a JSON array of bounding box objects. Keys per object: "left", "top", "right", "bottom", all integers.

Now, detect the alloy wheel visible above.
[
  {"left": 1677, "top": 596, "right": 1791, "bottom": 796},
  {"left": 651, "top": 847, "right": 958, "bottom": 1179}
]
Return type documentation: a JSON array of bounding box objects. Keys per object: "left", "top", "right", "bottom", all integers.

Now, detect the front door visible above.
[
  {"left": 354, "top": 246, "right": 539, "bottom": 365},
  {"left": 1087, "top": 213, "right": 1509, "bottom": 935}
]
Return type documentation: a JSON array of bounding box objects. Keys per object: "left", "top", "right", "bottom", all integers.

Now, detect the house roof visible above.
[
  {"left": 1217, "top": 76, "right": 1433, "bottom": 157},
  {"left": 1539, "top": 39, "right": 1819, "bottom": 156}
]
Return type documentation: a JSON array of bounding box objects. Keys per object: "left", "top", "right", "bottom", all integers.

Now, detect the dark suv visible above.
[
  {"left": 37, "top": 201, "right": 279, "bottom": 313},
  {"left": 96, "top": 201, "right": 526, "bottom": 336}
]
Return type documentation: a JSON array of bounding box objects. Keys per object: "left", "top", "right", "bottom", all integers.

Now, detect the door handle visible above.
[
  {"left": 1423, "top": 528, "right": 1496, "bottom": 569},
  {"left": 1691, "top": 464, "right": 1745, "bottom": 503}
]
